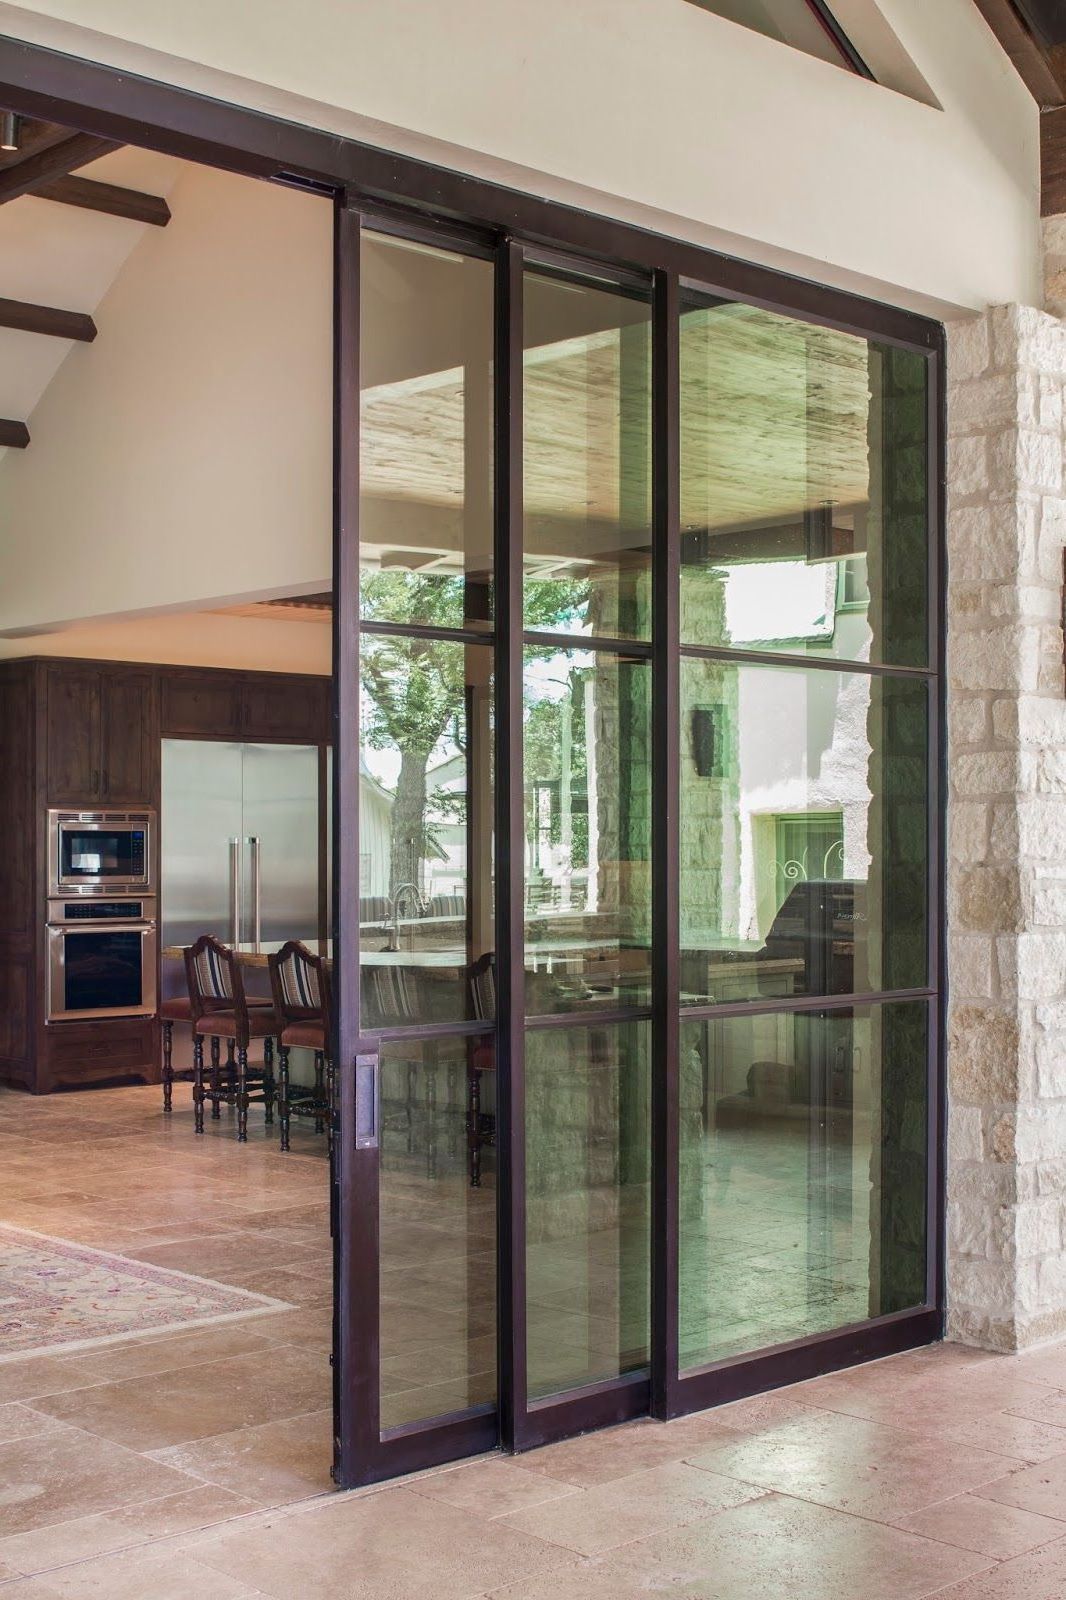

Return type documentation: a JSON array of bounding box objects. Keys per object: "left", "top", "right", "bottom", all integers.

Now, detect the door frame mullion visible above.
[
  {"left": 651, "top": 268, "right": 682, "bottom": 1419},
  {"left": 332, "top": 199, "right": 382, "bottom": 1487},
  {"left": 495, "top": 238, "right": 529, "bottom": 1450}
]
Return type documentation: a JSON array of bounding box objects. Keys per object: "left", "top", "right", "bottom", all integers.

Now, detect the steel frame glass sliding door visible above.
[
  {"left": 0, "top": 34, "right": 945, "bottom": 1500},
  {"left": 334, "top": 205, "right": 943, "bottom": 1489}
]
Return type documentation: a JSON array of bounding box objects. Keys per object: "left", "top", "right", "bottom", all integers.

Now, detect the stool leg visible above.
[
  {"left": 162, "top": 1019, "right": 174, "bottom": 1113},
  {"left": 314, "top": 1050, "right": 325, "bottom": 1135},
  {"left": 210, "top": 1035, "right": 222, "bottom": 1119},
  {"left": 236, "top": 1046, "right": 250, "bottom": 1143},
  {"left": 264, "top": 1035, "right": 275, "bottom": 1126},
  {"left": 225, "top": 1039, "right": 236, "bottom": 1111},
  {"left": 279, "top": 1044, "right": 291, "bottom": 1152},
  {"left": 192, "top": 1034, "right": 205, "bottom": 1135}
]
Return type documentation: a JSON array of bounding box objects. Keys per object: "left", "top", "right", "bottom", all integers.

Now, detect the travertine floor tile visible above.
[
  {"left": 149, "top": 1407, "right": 334, "bottom": 1506},
  {"left": 685, "top": 1408, "right": 1015, "bottom": 1521},
  {"left": 485, "top": 1492, "right": 993, "bottom": 1599},
  {"left": 17, "top": 1546, "right": 268, "bottom": 1599},
  {"left": 0, "top": 1485, "right": 258, "bottom": 1575},
  {"left": 975, "top": 1450, "right": 1066, "bottom": 1521},
  {"left": 410, "top": 1458, "right": 580, "bottom": 1518},
  {"left": 500, "top": 1461, "right": 766, "bottom": 1555},
  {"left": 193, "top": 1485, "right": 573, "bottom": 1599},
  {"left": 0, "top": 1403, "right": 73, "bottom": 1445},
  {"left": 930, "top": 1536, "right": 1066, "bottom": 1598},
  {"left": 894, "top": 1492, "right": 1066, "bottom": 1560},
  {"left": 31, "top": 1344, "right": 328, "bottom": 1452},
  {"left": 0, "top": 1429, "right": 196, "bottom": 1537}
]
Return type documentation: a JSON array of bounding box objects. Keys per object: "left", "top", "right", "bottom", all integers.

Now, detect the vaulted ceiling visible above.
[{"left": 0, "top": 115, "right": 183, "bottom": 458}]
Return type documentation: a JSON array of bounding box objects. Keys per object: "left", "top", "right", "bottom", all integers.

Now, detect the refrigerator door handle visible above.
[
  {"left": 229, "top": 837, "right": 241, "bottom": 945},
  {"left": 249, "top": 835, "right": 262, "bottom": 950}
]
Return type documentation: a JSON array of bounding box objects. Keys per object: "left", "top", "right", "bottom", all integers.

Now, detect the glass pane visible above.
[
  {"left": 379, "top": 1034, "right": 496, "bottom": 1427},
  {"left": 680, "top": 662, "right": 927, "bottom": 1005},
  {"left": 359, "top": 636, "right": 493, "bottom": 1029},
  {"left": 360, "top": 232, "right": 494, "bottom": 630},
  {"left": 685, "top": 0, "right": 858, "bottom": 70},
  {"left": 526, "top": 1020, "right": 650, "bottom": 1398},
  {"left": 680, "top": 298, "right": 927, "bottom": 666},
  {"left": 679, "top": 1000, "right": 928, "bottom": 1369},
  {"left": 523, "top": 269, "right": 652, "bottom": 639},
  {"left": 524, "top": 647, "right": 651, "bottom": 1014}
]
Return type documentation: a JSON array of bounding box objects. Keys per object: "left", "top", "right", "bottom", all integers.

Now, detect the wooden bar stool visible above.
[
  {"left": 184, "top": 935, "right": 278, "bottom": 1142},
  {"left": 268, "top": 941, "right": 333, "bottom": 1154}
]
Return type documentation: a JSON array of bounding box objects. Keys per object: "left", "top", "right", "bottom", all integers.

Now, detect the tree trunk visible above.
[{"left": 390, "top": 747, "right": 430, "bottom": 895}]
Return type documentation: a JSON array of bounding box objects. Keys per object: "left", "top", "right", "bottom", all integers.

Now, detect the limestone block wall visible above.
[{"left": 947, "top": 305, "right": 1066, "bottom": 1350}]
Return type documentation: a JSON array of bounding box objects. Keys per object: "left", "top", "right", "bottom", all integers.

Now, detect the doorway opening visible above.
[{"left": 0, "top": 125, "right": 339, "bottom": 1528}]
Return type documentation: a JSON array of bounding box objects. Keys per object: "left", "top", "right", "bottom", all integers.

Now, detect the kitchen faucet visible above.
[{"left": 384, "top": 881, "right": 427, "bottom": 952}]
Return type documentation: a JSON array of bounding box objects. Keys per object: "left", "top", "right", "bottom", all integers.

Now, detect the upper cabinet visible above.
[
  {"left": 44, "top": 664, "right": 159, "bottom": 806},
  {"left": 160, "top": 667, "right": 328, "bottom": 744}
]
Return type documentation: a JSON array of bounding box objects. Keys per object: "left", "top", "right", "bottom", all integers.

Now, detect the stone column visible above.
[{"left": 946, "top": 304, "right": 1066, "bottom": 1350}]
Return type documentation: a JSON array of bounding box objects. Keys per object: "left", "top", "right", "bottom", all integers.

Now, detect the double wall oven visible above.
[{"left": 46, "top": 811, "right": 157, "bottom": 1023}]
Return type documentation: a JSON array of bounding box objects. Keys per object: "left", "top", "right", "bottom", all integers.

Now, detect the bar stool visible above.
[
  {"left": 184, "top": 935, "right": 278, "bottom": 1142},
  {"left": 268, "top": 941, "right": 333, "bottom": 1154}
]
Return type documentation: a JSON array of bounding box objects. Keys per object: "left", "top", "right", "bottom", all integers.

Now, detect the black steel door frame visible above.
[{"left": 0, "top": 32, "right": 946, "bottom": 1491}]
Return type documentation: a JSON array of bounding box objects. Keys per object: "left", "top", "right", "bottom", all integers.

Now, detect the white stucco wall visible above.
[{"left": 0, "top": 0, "right": 1040, "bottom": 317}]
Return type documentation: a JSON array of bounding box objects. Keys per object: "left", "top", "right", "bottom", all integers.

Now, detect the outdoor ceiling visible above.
[{"left": 359, "top": 302, "right": 873, "bottom": 571}]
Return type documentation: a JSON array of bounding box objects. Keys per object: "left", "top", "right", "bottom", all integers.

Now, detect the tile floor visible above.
[{"left": 5, "top": 1083, "right": 1066, "bottom": 1594}]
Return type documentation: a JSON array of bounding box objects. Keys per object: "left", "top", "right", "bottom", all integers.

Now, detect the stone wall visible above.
[{"left": 947, "top": 304, "right": 1066, "bottom": 1350}]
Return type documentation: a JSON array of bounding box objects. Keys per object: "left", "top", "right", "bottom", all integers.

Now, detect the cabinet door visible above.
[
  {"left": 100, "top": 671, "right": 158, "bottom": 804},
  {"left": 160, "top": 671, "right": 242, "bottom": 739},
  {"left": 46, "top": 667, "right": 101, "bottom": 804},
  {"left": 241, "top": 675, "right": 328, "bottom": 742}
]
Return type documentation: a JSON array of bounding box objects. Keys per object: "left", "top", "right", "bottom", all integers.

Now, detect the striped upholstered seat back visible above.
[
  {"left": 269, "top": 941, "right": 330, "bottom": 1027},
  {"left": 189, "top": 939, "right": 234, "bottom": 1006},
  {"left": 183, "top": 934, "right": 247, "bottom": 1028}
]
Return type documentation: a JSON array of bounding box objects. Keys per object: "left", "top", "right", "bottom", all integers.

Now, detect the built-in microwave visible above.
[{"left": 48, "top": 810, "right": 154, "bottom": 897}]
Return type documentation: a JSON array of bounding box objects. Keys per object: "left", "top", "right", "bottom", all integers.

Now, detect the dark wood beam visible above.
[
  {"left": 971, "top": 0, "right": 1066, "bottom": 107},
  {"left": 0, "top": 131, "right": 118, "bottom": 204},
  {"left": 33, "top": 173, "right": 170, "bottom": 226},
  {"left": 0, "top": 420, "right": 29, "bottom": 448},
  {"left": 0, "top": 296, "right": 95, "bottom": 341},
  {"left": 1042, "top": 103, "right": 1066, "bottom": 213}
]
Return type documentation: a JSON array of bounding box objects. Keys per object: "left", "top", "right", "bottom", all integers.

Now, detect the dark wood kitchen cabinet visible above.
[
  {"left": 45, "top": 664, "right": 158, "bottom": 806},
  {"left": 0, "top": 655, "right": 327, "bottom": 1093}
]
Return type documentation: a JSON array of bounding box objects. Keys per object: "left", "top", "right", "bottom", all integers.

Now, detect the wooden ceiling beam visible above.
[
  {"left": 0, "top": 420, "right": 30, "bottom": 448},
  {"left": 0, "top": 131, "right": 119, "bottom": 204},
  {"left": 0, "top": 295, "right": 96, "bottom": 342},
  {"left": 33, "top": 174, "right": 170, "bottom": 226},
  {"left": 971, "top": 0, "right": 1066, "bottom": 107}
]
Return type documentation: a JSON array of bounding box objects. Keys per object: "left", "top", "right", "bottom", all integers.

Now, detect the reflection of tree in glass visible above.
[{"left": 361, "top": 572, "right": 588, "bottom": 894}]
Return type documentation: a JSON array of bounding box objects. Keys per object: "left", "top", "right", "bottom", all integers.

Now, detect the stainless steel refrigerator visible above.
[{"left": 160, "top": 739, "right": 322, "bottom": 1008}]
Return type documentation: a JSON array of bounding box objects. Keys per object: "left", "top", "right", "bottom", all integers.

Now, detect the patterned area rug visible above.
[{"left": 0, "top": 1224, "right": 294, "bottom": 1362}]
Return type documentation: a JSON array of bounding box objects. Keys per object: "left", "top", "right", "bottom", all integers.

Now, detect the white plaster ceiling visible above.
[{"left": 0, "top": 146, "right": 187, "bottom": 458}]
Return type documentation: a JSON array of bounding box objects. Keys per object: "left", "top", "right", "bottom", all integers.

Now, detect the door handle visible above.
[
  {"left": 229, "top": 838, "right": 241, "bottom": 945},
  {"left": 354, "top": 1050, "right": 380, "bottom": 1149},
  {"left": 248, "top": 835, "right": 261, "bottom": 949}
]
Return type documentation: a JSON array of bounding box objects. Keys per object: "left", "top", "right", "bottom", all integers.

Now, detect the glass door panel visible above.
[
  {"left": 379, "top": 1032, "right": 497, "bottom": 1429},
  {"left": 679, "top": 1000, "right": 929, "bottom": 1370},
  {"left": 522, "top": 267, "right": 651, "bottom": 639},
  {"left": 678, "top": 298, "right": 929, "bottom": 668},
  {"left": 523, "top": 646, "right": 651, "bottom": 1014},
  {"left": 678, "top": 661, "right": 929, "bottom": 1007},
  {"left": 526, "top": 1019, "right": 651, "bottom": 1398}
]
